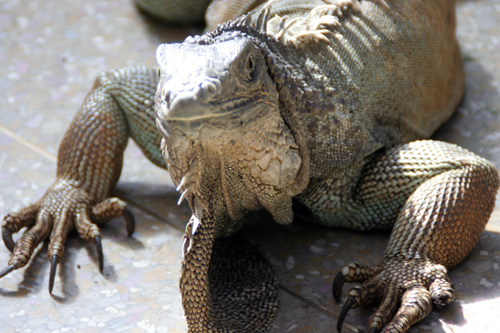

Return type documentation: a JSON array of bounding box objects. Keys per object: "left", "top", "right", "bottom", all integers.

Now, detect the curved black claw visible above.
[
  {"left": 95, "top": 236, "right": 104, "bottom": 273},
  {"left": 337, "top": 295, "right": 357, "bottom": 332},
  {"left": 0, "top": 264, "right": 15, "bottom": 278},
  {"left": 369, "top": 327, "right": 378, "bottom": 333},
  {"left": 49, "top": 255, "right": 59, "bottom": 293},
  {"left": 123, "top": 207, "right": 135, "bottom": 237},
  {"left": 2, "top": 227, "right": 15, "bottom": 252},
  {"left": 332, "top": 271, "right": 346, "bottom": 302}
]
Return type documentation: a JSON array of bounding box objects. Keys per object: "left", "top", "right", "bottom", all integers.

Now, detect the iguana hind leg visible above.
[{"left": 332, "top": 140, "right": 499, "bottom": 333}]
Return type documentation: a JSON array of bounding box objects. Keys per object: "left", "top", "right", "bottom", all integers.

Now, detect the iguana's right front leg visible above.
[{"left": 1, "top": 66, "right": 163, "bottom": 292}]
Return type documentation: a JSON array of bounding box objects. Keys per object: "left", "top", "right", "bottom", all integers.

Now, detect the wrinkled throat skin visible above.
[{"left": 154, "top": 26, "right": 309, "bottom": 332}]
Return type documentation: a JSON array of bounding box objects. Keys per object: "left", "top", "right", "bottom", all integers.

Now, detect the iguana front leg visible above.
[
  {"left": 1, "top": 66, "right": 163, "bottom": 291},
  {"left": 330, "top": 140, "right": 499, "bottom": 332}
]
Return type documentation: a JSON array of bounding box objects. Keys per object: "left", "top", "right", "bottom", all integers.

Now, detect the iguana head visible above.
[{"left": 155, "top": 35, "right": 304, "bottom": 225}]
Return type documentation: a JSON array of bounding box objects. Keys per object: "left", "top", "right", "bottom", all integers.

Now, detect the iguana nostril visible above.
[
  {"left": 201, "top": 80, "right": 217, "bottom": 97},
  {"left": 198, "top": 78, "right": 222, "bottom": 102}
]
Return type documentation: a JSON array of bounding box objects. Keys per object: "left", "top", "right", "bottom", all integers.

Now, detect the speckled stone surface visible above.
[{"left": 1, "top": 0, "right": 499, "bottom": 332}]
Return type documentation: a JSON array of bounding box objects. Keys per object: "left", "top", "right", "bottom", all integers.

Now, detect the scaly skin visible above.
[{"left": 2, "top": 1, "right": 499, "bottom": 333}]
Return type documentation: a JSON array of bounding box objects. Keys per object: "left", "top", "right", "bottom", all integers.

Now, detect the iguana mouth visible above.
[
  {"left": 161, "top": 98, "right": 270, "bottom": 121},
  {"left": 157, "top": 99, "right": 278, "bottom": 135}
]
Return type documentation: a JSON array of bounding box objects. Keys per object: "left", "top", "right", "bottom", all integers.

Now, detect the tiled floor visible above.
[{"left": 1, "top": 0, "right": 499, "bottom": 332}]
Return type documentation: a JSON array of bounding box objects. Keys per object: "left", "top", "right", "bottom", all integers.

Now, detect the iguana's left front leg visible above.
[{"left": 330, "top": 140, "right": 499, "bottom": 333}]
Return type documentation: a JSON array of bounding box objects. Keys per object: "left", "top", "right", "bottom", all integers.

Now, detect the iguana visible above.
[{"left": 1, "top": 0, "right": 498, "bottom": 332}]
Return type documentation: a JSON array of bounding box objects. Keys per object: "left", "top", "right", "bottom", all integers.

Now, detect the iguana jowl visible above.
[{"left": 2, "top": 1, "right": 499, "bottom": 332}]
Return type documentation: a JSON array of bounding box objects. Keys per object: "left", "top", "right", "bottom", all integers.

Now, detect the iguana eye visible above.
[{"left": 247, "top": 56, "right": 254, "bottom": 80}]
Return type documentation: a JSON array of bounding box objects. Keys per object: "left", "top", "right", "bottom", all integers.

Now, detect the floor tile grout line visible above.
[
  {"left": 0, "top": 124, "right": 57, "bottom": 163},
  {"left": 279, "top": 285, "right": 360, "bottom": 333}
]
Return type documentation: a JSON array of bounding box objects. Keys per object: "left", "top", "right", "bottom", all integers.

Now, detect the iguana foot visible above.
[
  {"left": 1, "top": 184, "right": 134, "bottom": 292},
  {"left": 333, "top": 257, "right": 454, "bottom": 333}
]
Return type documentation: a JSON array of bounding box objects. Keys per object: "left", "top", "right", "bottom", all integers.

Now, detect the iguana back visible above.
[{"left": 245, "top": 0, "right": 465, "bottom": 177}]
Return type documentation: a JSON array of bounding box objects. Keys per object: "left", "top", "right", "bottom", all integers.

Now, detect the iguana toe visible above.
[
  {"left": 6, "top": 207, "right": 53, "bottom": 272},
  {"left": 332, "top": 262, "right": 379, "bottom": 302},
  {"left": 94, "top": 236, "right": 104, "bottom": 273},
  {"left": 0, "top": 264, "right": 15, "bottom": 278},
  {"left": 2, "top": 203, "right": 39, "bottom": 252},
  {"left": 2, "top": 227, "right": 14, "bottom": 252},
  {"left": 337, "top": 294, "right": 358, "bottom": 332},
  {"left": 429, "top": 277, "right": 455, "bottom": 308},
  {"left": 383, "top": 285, "right": 432, "bottom": 333},
  {"left": 122, "top": 207, "right": 135, "bottom": 237},
  {"left": 90, "top": 197, "right": 135, "bottom": 236},
  {"left": 367, "top": 284, "right": 403, "bottom": 332},
  {"left": 73, "top": 198, "right": 136, "bottom": 276},
  {"left": 49, "top": 255, "right": 59, "bottom": 293},
  {"left": 332, "top": 271, "right": 345, "bottom": 302}
]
